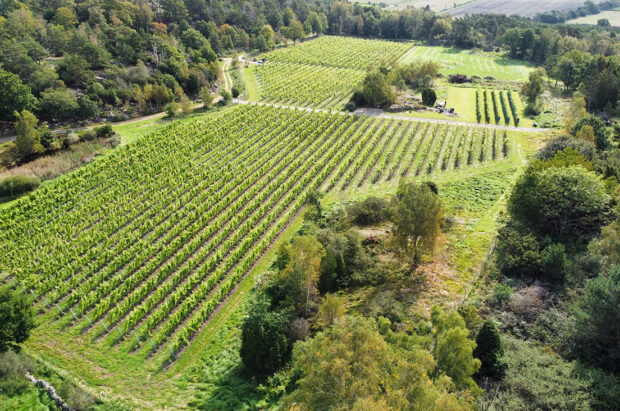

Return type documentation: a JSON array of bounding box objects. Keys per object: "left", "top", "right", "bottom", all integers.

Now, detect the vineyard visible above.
[
  {"left": 259, "top": 35, "right": 412, "bottom": 70},
  {"left": 475, "top": 88, "right": 522, "bottom": 126},
  {"left": 254, "top": 61, "right": 364, "bottom": 109},
  {"left": 0, "top": 105, "right": 514, "bottom": 368}
]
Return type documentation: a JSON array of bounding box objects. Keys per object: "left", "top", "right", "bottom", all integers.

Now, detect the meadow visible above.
[
  {"left": 567, "top": 9, "right": 620, "bottom": 27},
  {"left": 0, "top": 102, "right": 531, "bottom": 407},
  {"left": 399, "top": 45, "right": 534, "bottom": 81}
]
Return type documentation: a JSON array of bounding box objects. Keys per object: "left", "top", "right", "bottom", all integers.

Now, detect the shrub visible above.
[
  {"left": 0, "top": 175, "right": 40, "bottom": 198},
  {"left": 220, "top": 90, "right": 232, "bottom": 105},
  {"left": 508, "top": 165, "right": 614, "bottom": 242},
  {"left": 240, "top": 296, "right": 291, "bottom": 375},
  {"left": 572, "top": 115, "right": 610, "bottom": 151},
  {"left": 448, "top": 74, "right": 470, "bottom": 84},
  {"left": 231, "top": 86, "right": 240, "bottom": 98},
  {"left": 0, "top": 351, "right": 33, "bottom": 396},
  {"left": 536, "top": 136, "right": 596, "bottom": 161},
  {"left": 0, "top": 286, "right": 35, "bottom": 353},
  {"left": 508, "top": 285, "right": 548, "bottom": 318},
  {"left": 81, "top": 129, "right": 97, "bottom": 141},
  {"left": 64, "top": 132, "right": 80, "bottom": 147},
  {"left": 421, "top": 88, "right": 437, "bottom": 106},
  {"left": 571, "top": 267, "right": 620, "bottom": 371},
  {"left": 95, "top": 123, "right": 114, "bottom": 138},
  {"left": 347, "top": 196, "right": 390, "bottom": 225}
]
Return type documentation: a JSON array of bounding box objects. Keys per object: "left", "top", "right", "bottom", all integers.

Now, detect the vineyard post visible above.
[
  {"left": 69, "top": 308, "right": 78, "bottom": 321},
  {"left": 56, "top": 304, "right": 64, "bottom": 315},
  {"left": 133, "top": 333, "right": 140, "bottom": 345},
  {"left": 85, "top": 313, "right": 93, "bottom": 326},
  {"left": 117, "top": 327, "right": 124, "bottom": 339},
  {"left": 168, "top": 347, "right": 175, "bottom": 359},
  {"left": 43, "top": 295, "right": 50, "bottom": 308},
  {"left": 102, "top": 321, "right": 109, "bottom": 333},
  {"left": 150, "top": 338, "right": 157, "bottom": 351}
]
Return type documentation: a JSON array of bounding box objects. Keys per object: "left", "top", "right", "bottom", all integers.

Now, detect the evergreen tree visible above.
[{"left": 473, "top": 320, "right": 507, "bottom": 378}]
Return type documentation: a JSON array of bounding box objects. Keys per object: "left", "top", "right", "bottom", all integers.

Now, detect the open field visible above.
[
  {"left": 352, "top": 0, "right": 475, "bottom": 11},
  {"left": 399, "top": 45, "right": 533, "bottom": 81},
  {"left": 567, "top": 10, "right": 620, "bottom": 26},
  {"left": 0, "top": 103, "right": 534, "bottom": 408},
  {"left": 254, "top": 62, "right": 365, "bottom": 109},
  {"left": 450, "top": 0, "right": 586, "bottom": 18},
  {"left": 260, "top": 35, "right": 412, "bottom": 70}
]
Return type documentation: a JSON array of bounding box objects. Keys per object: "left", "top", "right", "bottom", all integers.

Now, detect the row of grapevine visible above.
[{"left": 507, "top": 90, "right": 521, "bottom": 126}]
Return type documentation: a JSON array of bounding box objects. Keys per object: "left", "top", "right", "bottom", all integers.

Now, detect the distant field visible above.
[
  {"left": 399, "top": 46, "right": 533, "bottom": 81},
  {"left": 567, "top": 10, "right": 620, "bottom": 26},
  {"left": 260, "top": 36, "right": 412, "bottom": 70},
  {"left": 352, "top": 0, "right": 475, "bottom": 11},
  {"left": 450, "top": 0, "right": 586, "bottom": 18}
]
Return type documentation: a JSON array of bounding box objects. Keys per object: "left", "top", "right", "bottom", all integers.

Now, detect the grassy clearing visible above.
[
  {"left": 399, "top": 46, "right": 533, "bottom": 81},
  {"left": 242, "top": 66, "right": 260, "bottom": 102}
]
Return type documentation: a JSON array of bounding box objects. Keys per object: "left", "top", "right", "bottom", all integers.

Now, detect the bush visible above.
[
  {"left": 0, "top": 286, "right": 35, "bottom": 353},
  {"left": 572, "top": 115, "right": 610, "bottom": 151},
  {"left": 422, "top": 88, "right": 437, "bottom": 106},
  {"left": 231, "top": 86, "right": 240, "bottom": 98},
  {"left": 0, "top": 175, "right": 40, "bottom": 198},
  {"left": 347, "top": 196, "right": 390, "bottom": 226},
  {"left": 448, "top": 74, "right": 470, "bottom": 84},
  {"left": 220, "top": 90, "right": 232, "bottom": 105},
  {"left": 81, "top": 129, "right": 97, "bottom": 141},
  {"left": 240, "top": 296, "right": 291, "bottom": 375},
  {"left": 536, "top": 136, "right": 596, "bottom": 161},
  {"left": 95, "top": 123, "right": 114, "bottom": 138},
  {"left": 64, "top": 132, "right": 80, "bottom": 147},
  {"left": 571, "top": 267, "right": 620, "bottom": 371},
  {"left": 0, "top": 351, "right": 33, "bottom": 396},
  {"left": 508, "top": 165, "right": 614, "bottom": 242}
]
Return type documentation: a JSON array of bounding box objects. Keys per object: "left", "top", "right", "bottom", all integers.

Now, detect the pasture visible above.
[
  {"left": 0, "top": 103, "right": 530, "bottom": 407},
  {"left": 567, "top": 10, "right": 620, "bottom": 27},
  {"left": 399, "top": 45, "right": 533, "bottom": 81},
  {"left": 450, "top": 0, "right": 586, "bottom": 18}
]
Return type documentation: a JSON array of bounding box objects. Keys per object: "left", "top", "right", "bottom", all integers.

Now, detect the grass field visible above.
[
  {"left": 450, "top": 0, "right": 585, "bottom": 18},
  {"left": 352, "top": 0, "right": 476, "bottom": 11},
  {"left": 0, "top": 102, "right": 539, "bottom": 408},
  {"left": 567, "top": 10, "right": 620, "bottom": 27},
  {"left": 399, "top": 46, "right": 534, "bottom": 81}
]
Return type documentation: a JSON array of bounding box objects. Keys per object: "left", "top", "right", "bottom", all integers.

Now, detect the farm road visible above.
[{"left": 235, "top": 100, "right": 548, "bottom": 132}]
